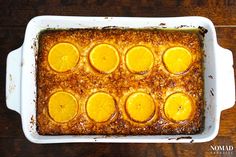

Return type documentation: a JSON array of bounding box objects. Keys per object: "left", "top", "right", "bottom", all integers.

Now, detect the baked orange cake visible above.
[{"left": 36, "top": 28, "right": 204, "bottom": 135}]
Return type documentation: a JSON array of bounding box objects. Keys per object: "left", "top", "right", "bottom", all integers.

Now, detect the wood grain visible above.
[
  {"left": 1, "top": 0, "right": 236, "bottom": 27},
  {"left": 0, "top": 0, "right": 236, "bottom": 157}
]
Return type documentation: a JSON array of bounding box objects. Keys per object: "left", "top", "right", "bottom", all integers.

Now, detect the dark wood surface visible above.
[{"left": 1, "top": 0, "right": 236, "bottom": 157}]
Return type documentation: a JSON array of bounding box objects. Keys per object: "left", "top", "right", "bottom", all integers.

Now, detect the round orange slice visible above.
[
  {"left": 48, "top": 43, "right": 79, "bottom": 72},
  {"left": 125, "top": 46, "right": 154, "bottom": 74},
  {"left": 48, "top": 91, "right": 78, "bottom": 123},
  {"left": 86, "top": 92, "right": 116, "bottom": 122},
  {"left": 163, "top": 47, "right": 192, "bottom": 74},
  {"left": 164, "top": 92, "right": 193, "bottom": 122},
  {"left": 89, "top": 44, "right": 120, "bottom": 73},
  {"left": 125, "top": 92, "right": 155, "bottom": 123}
]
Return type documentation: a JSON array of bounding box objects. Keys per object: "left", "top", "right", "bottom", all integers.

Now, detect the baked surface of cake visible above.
[{"left": 37, "top": 29, "right": 204, "bottom": 135}]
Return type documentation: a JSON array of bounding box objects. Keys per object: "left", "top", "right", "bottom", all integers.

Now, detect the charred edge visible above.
[
  {"left": 200, "top": 114, "right": 206, "bottom": 133},
  {"left": 198, "top": 26, "right": 208, "bottom": 37},
  {"left": 176, "top": 136, "right": 192, "bottom": 140},
  {"left": 35, "top": 31, "right": 44, "bottom": 134},
  {"left": 210, "top": 88, "right": 214, "bottom": 96},
  {"left": 30, "top": 115, "right": 35, "bottom": 127},
  {"left": 159, "top": 23, "right": 166, "bottom": 26},
  {"left": 176, "top": 25, "right": 189, "bottom": 29},
  {"left": 168, "top": 137, "right": 176, "bottom": 140},
  {"left": 168, "top": 136, "right": 193, "bottom": 140},
  {"left": 102, "top": 26, "right": 122, "bottom": 29},
  {"left": 208, "top": 75, "right": 214, "bottom": 79}
]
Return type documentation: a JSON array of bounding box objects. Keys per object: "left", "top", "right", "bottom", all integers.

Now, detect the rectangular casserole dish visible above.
[{"left": 6, "top": 16, "right": 235, "bottom": 143}]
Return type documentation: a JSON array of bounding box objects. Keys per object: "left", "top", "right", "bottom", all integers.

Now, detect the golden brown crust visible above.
[{"left": 37, "top": 29, "right": 204, "bottom": 135}]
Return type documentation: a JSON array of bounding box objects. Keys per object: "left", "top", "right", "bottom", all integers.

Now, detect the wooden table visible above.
[{"left": 1, "top": 0, "right": 236, "bottom": 156}]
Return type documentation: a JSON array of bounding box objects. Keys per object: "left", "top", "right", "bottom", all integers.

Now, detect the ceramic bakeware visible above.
[{"left": 6, "top": 16, "right": 235, "bottom": 143}]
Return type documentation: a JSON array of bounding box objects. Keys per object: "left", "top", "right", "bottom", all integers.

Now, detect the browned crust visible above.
[{"left": 36, "top": 29, "right": 204, "bottom": 135}]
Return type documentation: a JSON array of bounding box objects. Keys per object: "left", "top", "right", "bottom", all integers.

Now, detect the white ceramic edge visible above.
[
  {"left": 6, "top": 47, "right": 22, "bottom": 114},
  {"left": 6, "top": 16, "right": 235, "bottom": 143},
  {"left": 215, "top": 46, "right": 235, "bottom": 111}
]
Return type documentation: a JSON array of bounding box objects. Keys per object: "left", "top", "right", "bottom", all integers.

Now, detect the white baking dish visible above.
[{"left": 6, "top": 16, "right": 235, "bottom": 143}]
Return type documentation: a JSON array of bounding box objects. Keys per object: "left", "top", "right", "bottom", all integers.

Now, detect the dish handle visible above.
[
  {"left": 216, "top": 45, "right": 235, "bottom": 111},
  {"left": 6, "top": 47, "right": 22, "bottom": 114}
]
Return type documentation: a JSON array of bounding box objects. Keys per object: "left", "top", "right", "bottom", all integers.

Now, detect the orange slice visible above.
[
  {"left": 48, "top": 43, "right": 79, "bottom": 72},
  {"left": 125, "top": 46, "right": 154, "bottom": 74},
  {"left": 48, "top": 91, "right": 78, "bottom": 123},
  {"left": 163, "top": 47, "right": 192, "bottom": 74},
  {"left": 125, "top": 92, "right": 155, "bottom": 123},
  {"left": 164, "top": 92, "right": 193, "bottom": 122},
  {"left": 89, "top": 44, "right": 120, "bottom": 73},
  {"left": 86, "top": 92, "right": 116, "bottom": 122}
]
